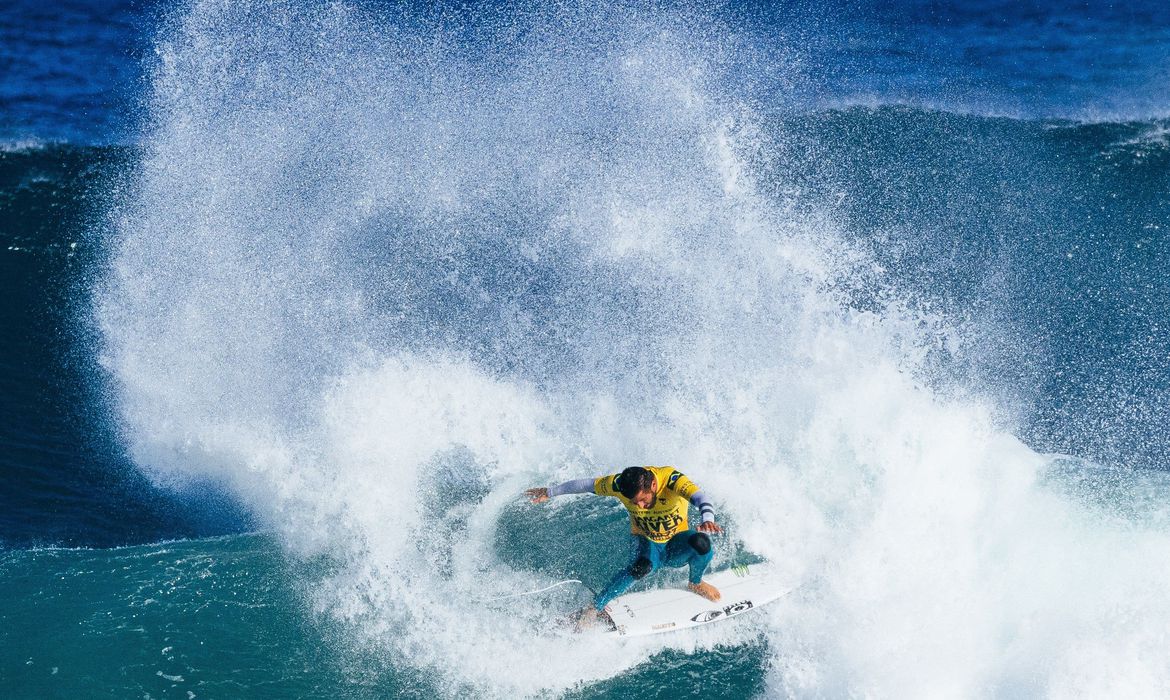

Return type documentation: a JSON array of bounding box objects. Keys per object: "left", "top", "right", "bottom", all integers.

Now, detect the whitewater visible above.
[{"left": 3, "top": 0, "right": 1169, "bottom": 697}]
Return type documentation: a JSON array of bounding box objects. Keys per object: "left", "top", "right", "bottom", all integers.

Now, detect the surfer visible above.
[{"left": 526, "top": 466, "right": 723, "bottom": 625}]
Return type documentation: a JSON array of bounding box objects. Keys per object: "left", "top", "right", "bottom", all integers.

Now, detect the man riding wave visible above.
[{"left": 526, "top": 465, "right": 723, "bottom": 623}]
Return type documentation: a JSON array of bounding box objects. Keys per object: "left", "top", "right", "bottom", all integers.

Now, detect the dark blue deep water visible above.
[{"left": 2, "top": 1, "right": 1169, "bottom": 697}]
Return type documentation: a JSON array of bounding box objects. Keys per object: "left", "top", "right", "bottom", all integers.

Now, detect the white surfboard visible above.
[{"left": 601, "top": 561, "right": 793, "bottom": 637}]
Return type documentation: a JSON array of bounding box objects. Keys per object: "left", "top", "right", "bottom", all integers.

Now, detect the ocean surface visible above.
[{"left": 2, "top": 0, "right": 1169, "bottom": 697}]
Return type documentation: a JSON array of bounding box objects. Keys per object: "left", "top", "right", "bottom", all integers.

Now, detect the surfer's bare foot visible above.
[
  {"left": 571, "top": 606, "right": 604, "bottom": 631},
  {"left": 688, "top": 581, "right": 721, "bottom": 601}
]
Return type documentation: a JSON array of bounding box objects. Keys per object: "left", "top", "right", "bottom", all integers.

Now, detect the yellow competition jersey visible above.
[{"left": 594, "top": 466, "right": 700, "bottom": 543}]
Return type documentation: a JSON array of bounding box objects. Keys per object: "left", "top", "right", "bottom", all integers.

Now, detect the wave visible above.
[
  {"left": 6, "top": 0, "right": 1159, "bottom": 695},
  {"left": 7, "top": 0, "right": 1170, "bottom": 147},
  {"left": 0, "top": 143, "right": 255, "bottom": 549}
]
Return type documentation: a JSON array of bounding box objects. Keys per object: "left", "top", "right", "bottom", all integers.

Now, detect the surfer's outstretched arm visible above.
[
  {"left": 525, "top": 478, "right": 595, "bottom": 503},
  {"left": 689, "top": 491, "right": 723, "bottom": 534}
]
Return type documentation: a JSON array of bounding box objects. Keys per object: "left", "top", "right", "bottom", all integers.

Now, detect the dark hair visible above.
[{"left": 618, "top": 466, "right": 654, "bottom": 499}]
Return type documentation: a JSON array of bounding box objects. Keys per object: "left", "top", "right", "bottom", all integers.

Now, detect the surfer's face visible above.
[{"left": 632, "top": 484, "right": 657, "bottom": 509}]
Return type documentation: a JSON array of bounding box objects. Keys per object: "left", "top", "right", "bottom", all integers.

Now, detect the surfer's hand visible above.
[
  {"left": 525, "top": 487, "right": 550, "bottom": 504},
  {"left": 698, "top": 521, "right": 722, "bottom": 534}
]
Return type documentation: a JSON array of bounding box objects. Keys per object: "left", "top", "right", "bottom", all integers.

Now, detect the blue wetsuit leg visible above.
[
  {"left": 593, "top": 536, "right": 662, "bottom": 610},
  {"left": 662, "top": 529, "right": 715, "bottom": 585}
]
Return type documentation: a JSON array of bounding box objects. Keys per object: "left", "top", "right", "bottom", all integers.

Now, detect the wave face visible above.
[
  {"left": 2, "top": 0, "right": 1168, "bottom": 697},
  {"left": 0, "top": 145, "right": 253, "bottom": 548},
  {"left": 770, "top": 108, "right": 1170, "bottom": 472}
]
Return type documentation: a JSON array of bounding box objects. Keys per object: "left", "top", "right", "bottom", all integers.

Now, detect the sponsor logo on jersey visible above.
[{"left": 633, "top": 512, "right": 685, "bottom": 536}]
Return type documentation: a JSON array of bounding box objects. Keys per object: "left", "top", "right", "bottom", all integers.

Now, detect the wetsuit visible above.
[{"left": 546, "top": 466, "right": 717, "bottom": 610}]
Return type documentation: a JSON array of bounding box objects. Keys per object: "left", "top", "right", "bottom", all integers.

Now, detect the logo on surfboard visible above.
[{"left": 690, "top": 600, "right": 753, "bottom": 623}]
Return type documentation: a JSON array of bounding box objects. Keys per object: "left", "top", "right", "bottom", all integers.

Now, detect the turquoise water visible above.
[
  {"left": 3, "top": 516, "right": 772, "bottom": 698},
  {"left": 1, "top": 535, "right": 341, "bottom": 698}
]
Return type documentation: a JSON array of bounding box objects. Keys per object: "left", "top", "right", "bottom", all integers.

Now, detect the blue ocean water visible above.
[{"left": 3, "top": 0, "right": 1169, "bottom": 697}]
